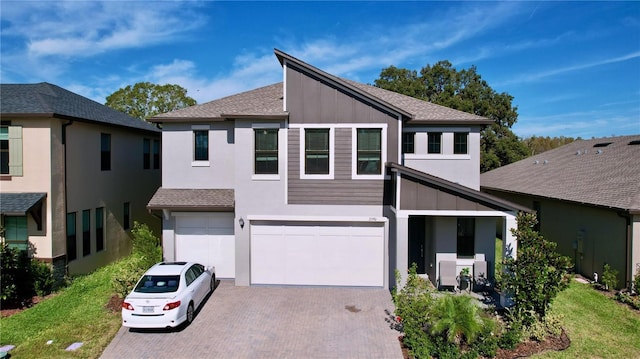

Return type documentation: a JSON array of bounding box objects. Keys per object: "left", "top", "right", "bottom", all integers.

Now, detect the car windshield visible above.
[{"left": 134, "top": 275, "right": 180, "bottom": 293}]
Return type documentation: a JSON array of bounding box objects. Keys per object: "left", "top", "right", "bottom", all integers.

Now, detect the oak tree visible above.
[{"left": 105, "top": 82, "right": 196, "bottom": 121}]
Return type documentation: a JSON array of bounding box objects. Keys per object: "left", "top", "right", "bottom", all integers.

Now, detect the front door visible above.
[{"left": 408, "top": 216, "right": 426, "bottom": 274}]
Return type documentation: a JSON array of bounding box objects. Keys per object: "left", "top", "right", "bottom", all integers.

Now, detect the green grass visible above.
[
  {"left": 0, "top": 261, "right": 122, "bottom": 358},
  {"left": 532, "top": 280, "right": 640, "bottom": 358}
]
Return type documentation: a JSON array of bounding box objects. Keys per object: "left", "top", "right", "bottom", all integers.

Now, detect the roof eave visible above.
[
  {"left": 148, "top": 116, "right": 226, "bottom": 123},
  {"left": 147, "top": 205, "right": 234, "bottom": 212},
  {"left": 407, "top": 118, "right": 494, "bottom": 125}
]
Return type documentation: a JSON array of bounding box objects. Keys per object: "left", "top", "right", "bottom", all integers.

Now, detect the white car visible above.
[{"left": 122, "top": 261, "right": 215, "bottom": 329}]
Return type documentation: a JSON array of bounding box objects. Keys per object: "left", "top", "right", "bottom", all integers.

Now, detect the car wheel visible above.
[{"left": 186, "top": 302, "right": 194, "bottom": 324}]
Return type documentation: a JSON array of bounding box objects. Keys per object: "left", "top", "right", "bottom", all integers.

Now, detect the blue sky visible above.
[{"left": 1, "top": 1, "right": 639, "bottom": 139}]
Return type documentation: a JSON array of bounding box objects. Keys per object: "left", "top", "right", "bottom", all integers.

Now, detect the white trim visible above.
[
  {"left": 284, "top": 120, "right": 289, "bottom": 204},
  {"left": 299, "top": 127, "right": 335, "bottom": 179},
  {"left": 283, "top": 61, "right": 287, "bottom": 112},
  {"left": 397, "top": 114, "right": 403, "bottom": 164},
  {"left": 191, "top": 124, "right": 210, "bottom": 130},
  {"left": 395, "top": 209, "right": 515, "bottom": 219},
  {"left": 246, "top": 214, "right": 388, "bottom": 223},
  {"left": 404, "top": 154, "right": 471, "bottom": 160},
  {"left": 252, "top": 122, "right": 281, "bottom": 129},
  {"left": 251, "top": 174, "right": 281, "bottom": 181},
  {"left": 403, "top": 126, "right": 471, "bottom": 133},
  {"left": 191, "top": 160, "right": 210, "bottom": 167},
  {"left": 289, "top": 123, "right": 379, "bottom": 129},
  {"left": 351, "top": 125, "right": 387, "bottom": 180}
]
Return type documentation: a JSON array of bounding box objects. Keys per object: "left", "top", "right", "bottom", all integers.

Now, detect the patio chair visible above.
[
  {"left": 473, "top": 260, "right": 490, "bottom": 291},
  {"left": 438, "top": 260, "right": 458, "bottom": 291}
]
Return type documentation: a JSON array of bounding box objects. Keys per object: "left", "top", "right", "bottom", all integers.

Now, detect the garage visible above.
[
  {"left": 250, "top": 222, "right": 385, "bottom": 286},
  {"left": 175, "top": 213, "right": 235, "bottom": 278}
]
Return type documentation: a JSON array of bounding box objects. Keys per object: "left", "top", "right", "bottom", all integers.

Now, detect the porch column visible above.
[
  {"left": 501, "top": 212, "right": 518, "bottom": 307},
  {"left": 396, "top": 215, "right": 409, "bottom": 287}
]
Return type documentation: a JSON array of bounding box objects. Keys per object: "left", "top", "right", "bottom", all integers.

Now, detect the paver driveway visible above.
[{"left": 100, "top": 280, "right": 403, "bottom": 359}]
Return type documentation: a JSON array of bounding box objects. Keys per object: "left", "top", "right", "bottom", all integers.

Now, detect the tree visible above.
[
  {"left": 501, "top": 212, "right": 572, "bottom": 327},
  {"left": 375, "top": 61, "right": 529, "bottom": 172},
  {"left": 105, "top": 82, "right": 196, "bottom": 121},
  {"left": 521, "top": 135, "right": 579, "bottom": 156}
]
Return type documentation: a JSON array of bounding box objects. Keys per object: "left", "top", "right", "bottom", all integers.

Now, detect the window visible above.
[
  {"left": 153, "top": 139, "right": 160, "bottom": 169},
  {"left": 193, "top": 130, "right": 208, "bottom": 161},
  {"left": 357, "top": 128, "right": 382, "bottom": 175},
  {"left": 0, "top": 124, "right": 8, "bottom": 174},
  {"left": 254, "top": 128, "right": 278, "bottom": 175},
  {"left": 101, "top": 133, "right": 111, "bottom": 171},
  {"left": 454, "top": 132, "right": 468, "bottom": 154},
  {"left": 82, "top": 210, "right": 90, "bottom": 257},
  {"left": 456, "top": 218, "right": 475, "bottom": 257},
  {"left": 123, "top": 202, "right": 130, "bottom": 230},
  {"left": 428, "top": 132, "right": 442, "bottom": 154},
  {"left": 402, "top": 132, "right": 415, "bottom": 154},
  {"left": 67, "top": 212, "right": 77, "bottom": 261},
  {"left": 96, "top": 207, "right": 104, "bottom": 252},
  {"left": 305, "top": 129, "right": 330, "bottom": 174},
  {"left": 143, "top": 138, "right": 150, "bottom": 169},
  {"left": 4, "top": 216, "right": 28, "bottom": 251}
]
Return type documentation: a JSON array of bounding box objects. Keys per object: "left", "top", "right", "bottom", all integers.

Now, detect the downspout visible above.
[{"left": 62, "top": 119, "right": 73, "bottom": 273}]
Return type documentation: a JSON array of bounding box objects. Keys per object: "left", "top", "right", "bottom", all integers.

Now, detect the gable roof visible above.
[
  {"left": 0, "top": 82, "right": 159, "bottom": 133},
  {"left": 147, "top": 188, "right": 234, "bottom": 212},
  {"left": 389, "top": 163, "right": 532, "bottom": 213},
  {"left": 150, "top": 49, "right": 491, "bottom": 125},
  {"left": 481, "top": 135, "right": 640, "bottom": 213}
]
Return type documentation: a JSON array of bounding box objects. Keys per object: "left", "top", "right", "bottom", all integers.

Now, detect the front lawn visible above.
[
  {"left": 0, "top": 261, "right": 122, "bottom": 358},
  {"left": 532, "top": 280, "right": 640, "bottom": 358}
]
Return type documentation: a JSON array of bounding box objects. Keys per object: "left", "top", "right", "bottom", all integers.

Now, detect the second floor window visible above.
[
  {"left": 254, "top": 129, "right": 278, "bottom": 175},
  {"left": 193, "top": 130, "right": 208, "bottom": 161},
  {"left": 454, "top": 132, "right": 468, "bottom": 154},
  {"left": 357, "top": 128, "right": 382, "bottom": 175},
  {"left": 101, "top": 133, "right": 111, "bottom": 171},
  {"left": 428, "top": 132, "right": 442, "bottom": 154},
  {"left": 153, "top": 139, "right": 160, "bottom": 169},
  {"left": 0, "top": 124, "right": 9, "bottom": 174},
  {"left": 402, "top": 132, "right": 415, "bottom": 154},
  {"left": 305, "top": 129, "right": 329, "bottom": 174},
  {"left": 143, "top": 138, "right": 151, "bottom": 169}
]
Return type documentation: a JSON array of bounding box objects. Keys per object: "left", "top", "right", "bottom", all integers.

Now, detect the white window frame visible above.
[
  {"left": 252, "top": 123, "right": 281, "bottom": 181},
  {"left": 191, "top": 124, "right": 210, "bottom": 167},
  {"left": 299, "top": 126, "right": 334, "bottom": 180},
  {"left": 351, "top": 125, "right": 387, "bottom": 180}
]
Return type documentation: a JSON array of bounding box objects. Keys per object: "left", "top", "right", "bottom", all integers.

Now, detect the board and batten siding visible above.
[
  {"left": 399, "top": 177, "right": 494, "bottom": 211},
  {"left": 288, "top": 128, "right": 384, "bottom": 205}
]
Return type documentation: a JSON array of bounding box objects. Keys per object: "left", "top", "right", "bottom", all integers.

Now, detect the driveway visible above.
[{"left": 100, "top": 280, "right": 403, "bottom": 359}]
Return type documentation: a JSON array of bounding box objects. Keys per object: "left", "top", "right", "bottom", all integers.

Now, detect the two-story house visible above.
[
  {"left": 0, "top": 83, "right": 161, "bottom": 278},
  {"left": 148, "top": 50, "right": 528, "bottom": 289}
]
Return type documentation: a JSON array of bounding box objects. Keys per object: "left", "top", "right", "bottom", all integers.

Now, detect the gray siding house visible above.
[
  {"left": 148, "top": 50, "right": 528, "bottom": 289},
  {"left": 482, "top": 135, "right": 640, "bottom": 289},
  {"left": 0, "top": 83, "right": 161, "bottom": 277}
]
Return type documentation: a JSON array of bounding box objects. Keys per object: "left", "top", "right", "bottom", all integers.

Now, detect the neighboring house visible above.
[
  {"left": 481, "top": 135, "right": 640, "bottom": 289},
  {"left": 0, "top": 83, "right": 161, "bottom": 278},
  {"left": 147, "top": 49, "right": 529, "bottom": 289}
]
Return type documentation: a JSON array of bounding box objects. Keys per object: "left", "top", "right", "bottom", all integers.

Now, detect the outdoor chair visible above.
[
  {"left": 438, "top": 260, "right": 458, "bottom": 291},
  {"left": 473, "top": 260, "right": 490, "bottom": 291}
]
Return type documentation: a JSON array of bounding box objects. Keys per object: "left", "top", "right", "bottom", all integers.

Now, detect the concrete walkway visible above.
[{"left": 101, "top": 280, "right": 403, "bottom": 359}]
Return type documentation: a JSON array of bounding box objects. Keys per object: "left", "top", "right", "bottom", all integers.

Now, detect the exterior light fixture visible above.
[{"left": 239, "top": 217, "right": 245, "bottom": 228}]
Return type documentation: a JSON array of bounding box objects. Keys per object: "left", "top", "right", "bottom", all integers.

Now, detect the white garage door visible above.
[
  {"left": 251, "top": 223, "right": 384, "bottom": 286},
  {"left": 176, "top": 213, "right": 235, "bottom": 278}
]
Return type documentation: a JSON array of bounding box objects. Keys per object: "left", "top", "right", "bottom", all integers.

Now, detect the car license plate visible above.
[{"left": 143, "top": 306, "right": 154, "bottom": 313}]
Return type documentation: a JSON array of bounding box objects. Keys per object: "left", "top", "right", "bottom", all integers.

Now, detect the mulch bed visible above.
[{"left": 399, "top": 330, "right": 571, "bottom": 359}]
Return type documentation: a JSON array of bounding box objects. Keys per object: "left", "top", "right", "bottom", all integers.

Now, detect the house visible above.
[
  {"left": 147, "top": 49, "right": 529, "bottom": 289},
  {"left": 0, "top": 83, "right": 161, "bottom": 278},
  {"left": 481, "top": 135, "right": 640, "bottom": 289}
]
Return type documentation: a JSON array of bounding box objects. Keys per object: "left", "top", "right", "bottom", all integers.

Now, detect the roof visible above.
[
  {"left": 0, "top": 82, "right": 159, "bottom": 133},
  {"left": 147, "top": 188, "right": 234, "bottom": 211},
  {"left": 0, "top": 192, "right": 47, "bottom": 215},
  {"left": 150, "top": 83, "right": 287, "bottom": 122},
  {"left": 150, "top": 49, "right": 491, "bottom": 125},
  {"left": 389, "top": 163, "right": 532, "bottom": 213},
  {"left": 481, "top": 135, "right": 640, "bottom": 213}
]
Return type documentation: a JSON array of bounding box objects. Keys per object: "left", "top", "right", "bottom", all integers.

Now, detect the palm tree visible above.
[{"left": 429, "top": 295, "right": 484, "bottom": 345}]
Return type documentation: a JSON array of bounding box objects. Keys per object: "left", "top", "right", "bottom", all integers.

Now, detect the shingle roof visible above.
[
  {"left": 481, "top": 135, "right": 640, "bottom": 212},
  {"left": 147, "top": 188, "right": 234, "bottom": 211},
  {"left": 0, "top": 192, "right": 47, "bottom": 215},
  {"left": 150, "top": 50, "right": 491, "bottom": 125},
  {"left": 0, "top": 82, "right": 159, "bottom": 133},
  {"left": 150, "top": 83, "right": 286, "bottom": 121}
]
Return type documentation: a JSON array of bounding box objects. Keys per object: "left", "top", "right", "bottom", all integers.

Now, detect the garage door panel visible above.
[{"left": 251, "top": 224, "right": 384, "bottom": 287}]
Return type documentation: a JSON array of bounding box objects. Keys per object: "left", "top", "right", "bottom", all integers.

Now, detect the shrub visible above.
[
  {"left": 429, "top": 295, "right": 484, "bottom": 345},
  {"left": 634, "top": 267, "right": 640, "bottom": 294},
  {"left": 502, "top": 212, "right": 572, "bottom": 326},
  {"left": 1, "top": 243, "right": 34, "bottom": 307},
  {"left": 31, "top": 259, "right": 55, "bottom": 297},
  {"left": 602, "top": 263, "right": 618, "bottom": 291},
  {"left": 498, "top": 312, "right": 523, "bottom": 350}
]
